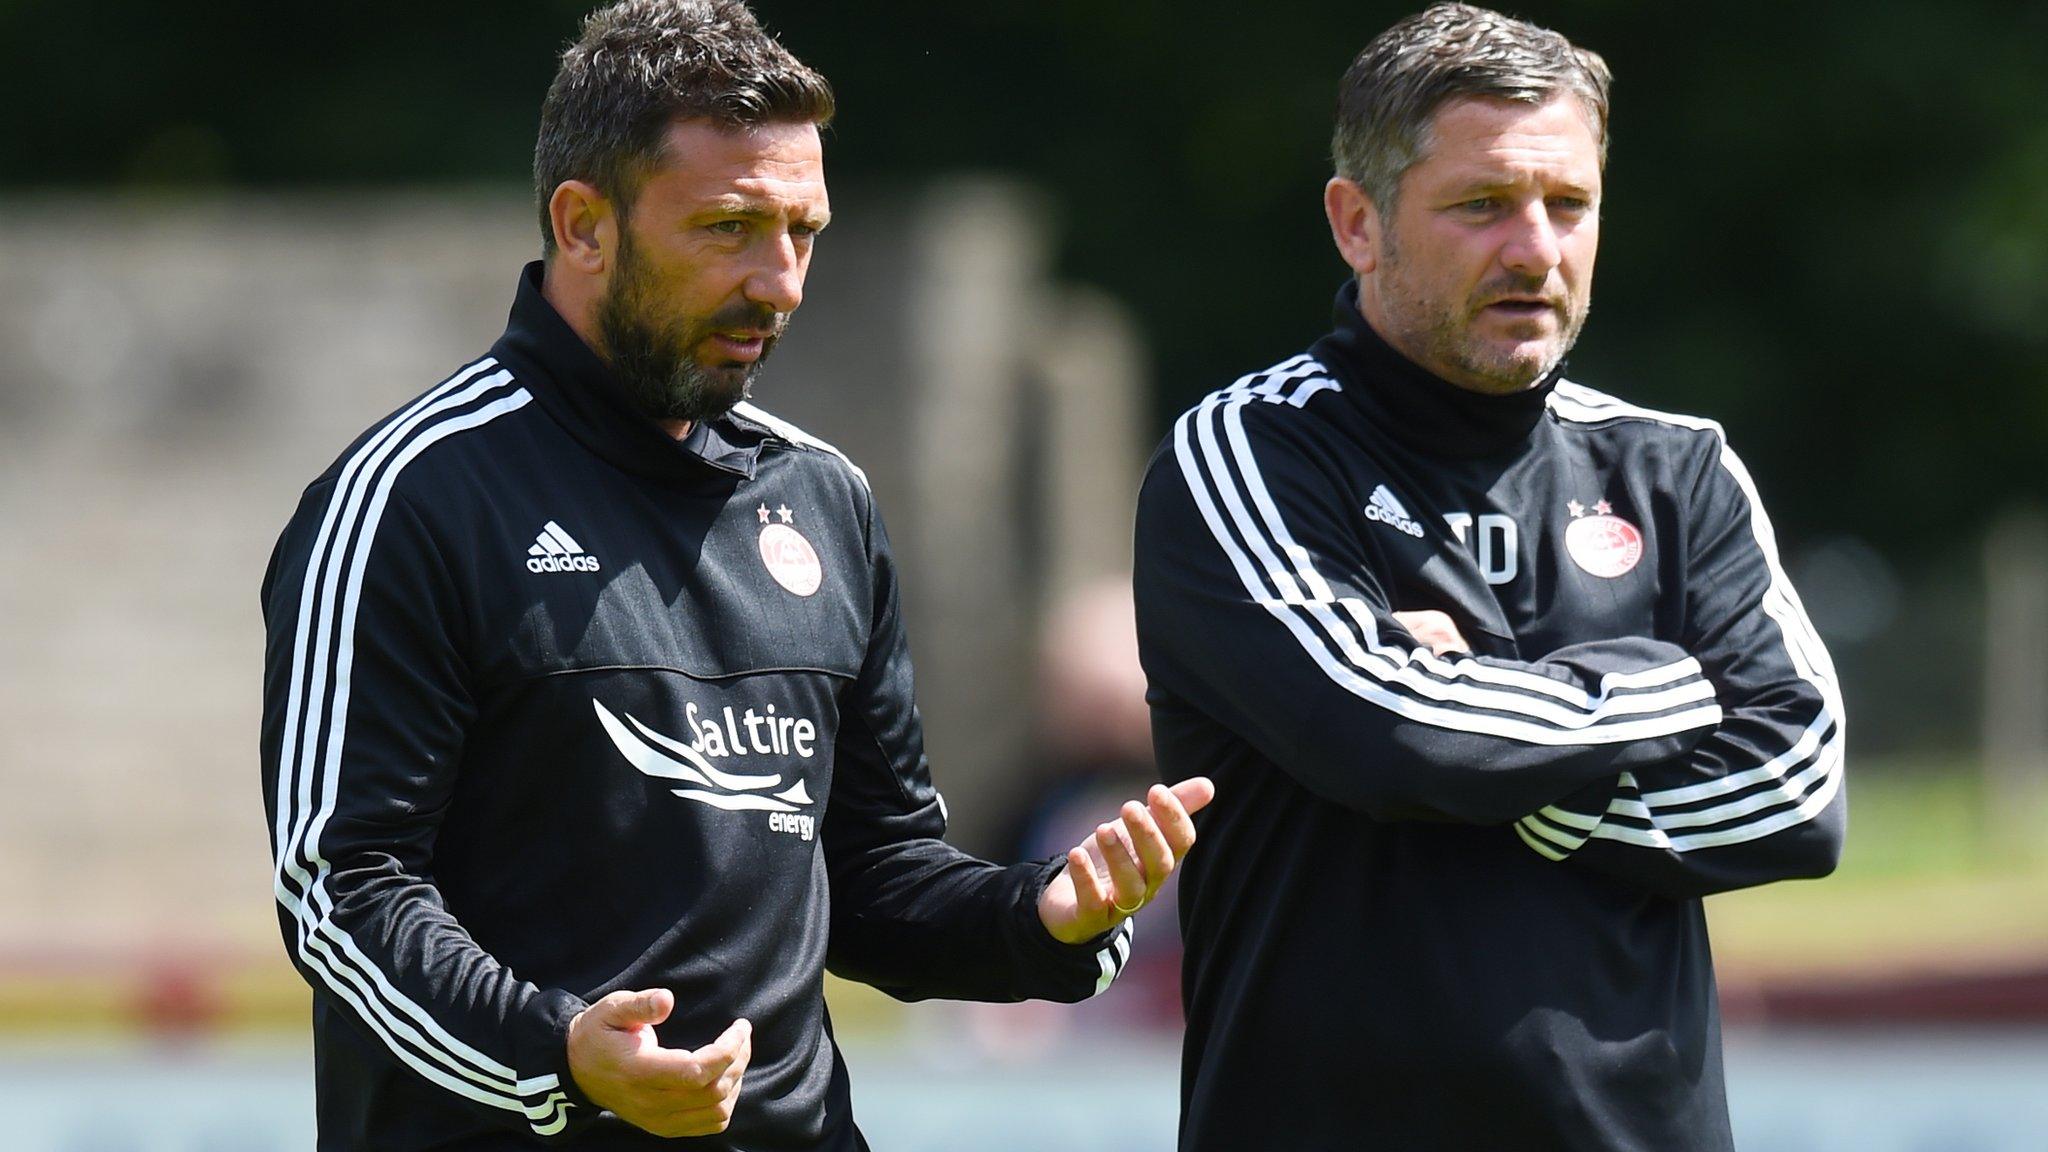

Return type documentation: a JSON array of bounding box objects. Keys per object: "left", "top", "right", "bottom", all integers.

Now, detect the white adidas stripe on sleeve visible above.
[
  {"left": 271, "top": 359, "right": 573, "bottom": 1135},
  {"left": 1171, "top": 361, "right": 1721, "bottom": 747},
  {"left": 1092, "top": 919, "right": 1136, "bottom": 997},
  {"left": 1523, "top": 382, "right": 1846, "bottom": 855}
]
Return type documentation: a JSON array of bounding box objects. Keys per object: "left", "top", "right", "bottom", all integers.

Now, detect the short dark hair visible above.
[
  {"left": 533, "top": 0, "right": 835, "bottom": 255},
  {"left": 1333, "top": 3, "right": 1611, "bottom": 213}
]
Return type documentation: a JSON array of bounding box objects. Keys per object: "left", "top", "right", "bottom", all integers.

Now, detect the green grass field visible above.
[
  {"left": 1708, "top": 757, "right": 2048, "bottom": 978},
  {"left": 2, "top": 757, "right": 2042, "bottom": 1034}
]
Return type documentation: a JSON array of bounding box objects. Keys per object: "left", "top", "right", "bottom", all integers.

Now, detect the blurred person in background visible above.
[
  {"left": 259, "top": 1, "right": 1209, "bottom": 1148},
  {"left": 1132, "top": 4, "right": 1845, "bottom": 1150},
  {"left": 1000, "top": 580, "right": 1190, "bottom": 1035}
]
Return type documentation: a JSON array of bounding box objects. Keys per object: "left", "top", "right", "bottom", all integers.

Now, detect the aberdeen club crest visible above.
[
  {"left": 1564, "top": 498, "right": 1643, "bottom": 579},
  {"left": 756, "top": 503, "right": 823, "bottom": 597}
]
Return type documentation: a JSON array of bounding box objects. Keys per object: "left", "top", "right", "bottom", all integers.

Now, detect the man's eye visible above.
[
  {"left": 1458, "top": 198, "right": 1497, "bottom": 213},
  {"left": 708, "top": 220, "right": 747, "bottom": 235},
  {"left": 1550, "top": 197, "right": 1591, "bottom": 212}
]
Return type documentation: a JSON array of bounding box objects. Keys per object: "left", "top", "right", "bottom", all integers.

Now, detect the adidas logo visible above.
[
  {"left": 1364, "top": 484, "right": 1425, "bottom": 538},
  {"left": 526, "top": 521, "right": 602, "bottom": 574}
]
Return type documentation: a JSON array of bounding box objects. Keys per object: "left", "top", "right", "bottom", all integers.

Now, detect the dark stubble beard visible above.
[
  {"left": 1378, "top": 228, "right": 1590, "bottom": 395},
  {"left": 595, "top": 232, "right": 787, "bottom": 425}
]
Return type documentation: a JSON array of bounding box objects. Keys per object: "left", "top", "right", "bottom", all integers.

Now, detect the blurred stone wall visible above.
[{"left": 0, "top": 185, "right": 1145, "bottom": 962}]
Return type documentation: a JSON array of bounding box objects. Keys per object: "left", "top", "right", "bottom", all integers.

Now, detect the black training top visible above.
[
  {"left": 261, "top": 263, "right": 1130, "bottom": 1151},
  {"left": 1134, "top": 284, "right": 1845, "bottom": 1152}
]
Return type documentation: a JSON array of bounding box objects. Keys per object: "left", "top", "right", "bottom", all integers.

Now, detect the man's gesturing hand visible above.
[
  {"left": 567, "top": 989, "right": 752, "bottom": 1138},
  {"left": 1038, "top": 778, "right": 1216, "bottom": 945}
]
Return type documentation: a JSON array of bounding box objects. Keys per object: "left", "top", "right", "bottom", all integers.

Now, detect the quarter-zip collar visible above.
[
  {"left": 491, "top": 261, "right": 764, "bottom": 484},
  {"left": 1312, "top": 279, "right": 1562, "bottom": 460}
]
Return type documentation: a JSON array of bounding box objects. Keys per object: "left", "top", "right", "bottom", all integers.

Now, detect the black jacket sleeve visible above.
[
  {"left": 822, "top": 491, "right": 1131, "bottom": 1004},
  {"left": 1514, "top": 433, "right": 1847, "bottom": 897},
  {"left": 1134, "top": 396, "right": 1724, "bottom": 825},
  {"left": 261, "top": 480, "right": 592, "bottom": 1140}
]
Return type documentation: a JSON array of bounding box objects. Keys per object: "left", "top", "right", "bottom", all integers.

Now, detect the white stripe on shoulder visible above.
[
  {"left": 730, "top": 401, "right": 870, "bottom": 491},
  {"left": 272, "top": 356, "right": 502, "bottom": 881},
  {"left": 271, "top": 367, "right": 571, "bottom": 1133},
  {"left": 1172, "top": 364, "right": 1720, "bottom": 746},
  {"left": 1227, "top": 352, "right": 1317, "bottom": 392},
  {"left": 1536, "top": 380, "right": 1845, "bottom": 852},
  {"left": 1548, "top": 380, "right": 1723, "bottom": 434}
]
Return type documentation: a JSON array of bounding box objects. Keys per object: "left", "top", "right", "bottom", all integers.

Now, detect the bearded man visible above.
[
  {"left": 260, "top": 3, "right": 1209, "bottom": 1148},
  {"left": 1133, "top": 5, "right": 1844, "bottom": 1150}
]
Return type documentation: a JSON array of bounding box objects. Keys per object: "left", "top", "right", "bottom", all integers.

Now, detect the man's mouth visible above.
[
  {"left": 704, "top": 330, "right": 774, "bottom": 362},
  {"left": 1482, "top": 297, "right": 1557, "bottom": 318}
]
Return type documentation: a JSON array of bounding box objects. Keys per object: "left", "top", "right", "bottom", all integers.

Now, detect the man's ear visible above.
[
  {"left": 548, "top": 180, "right": 616, "bottom": 275},
  {"left": 1324, "top": 176, "right": 1384, "bottom": 278}
]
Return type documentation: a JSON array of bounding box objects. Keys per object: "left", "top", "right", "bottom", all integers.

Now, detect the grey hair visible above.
[
  {"left": 1332, "top": 3, "right": 1611, "bottom": 213},
  {"left": 533, "top": 0, "right": 835, "bottom": 256}
]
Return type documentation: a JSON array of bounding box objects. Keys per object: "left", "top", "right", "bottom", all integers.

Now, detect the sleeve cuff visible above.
[
  {"left": 1515, "top": 773, "right": 1626, "bottom": 861},
  {"left": 523, "top": 987, "right": 600, "bottom": 1140},
  {"left": 1005, "top": 857, "right": 1136, "bottom": 1001}
]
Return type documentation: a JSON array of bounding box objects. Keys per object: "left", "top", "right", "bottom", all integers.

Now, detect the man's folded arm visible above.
[
  {"left": 261, "top": 484, "right": 592, "bottom": 1140},
  {"left": 1514, "top": 432, "right": 1847, "bottom": 897},
  {"left": 1133, "top": 398, "right": 1722, "bottom": 826}
]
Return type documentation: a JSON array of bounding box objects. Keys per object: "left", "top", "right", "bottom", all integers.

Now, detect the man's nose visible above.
[
  {"left": 1499, "top": 201, "right": 1563, "bottom": 278},
  {"left": 745, "top": 234, "right": 806, "bottom": 314}
]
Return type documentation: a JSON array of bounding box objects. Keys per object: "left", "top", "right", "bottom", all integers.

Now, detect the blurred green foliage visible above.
[{"left": 4, "top": 0, "right": 2043, "bottom": 555}]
